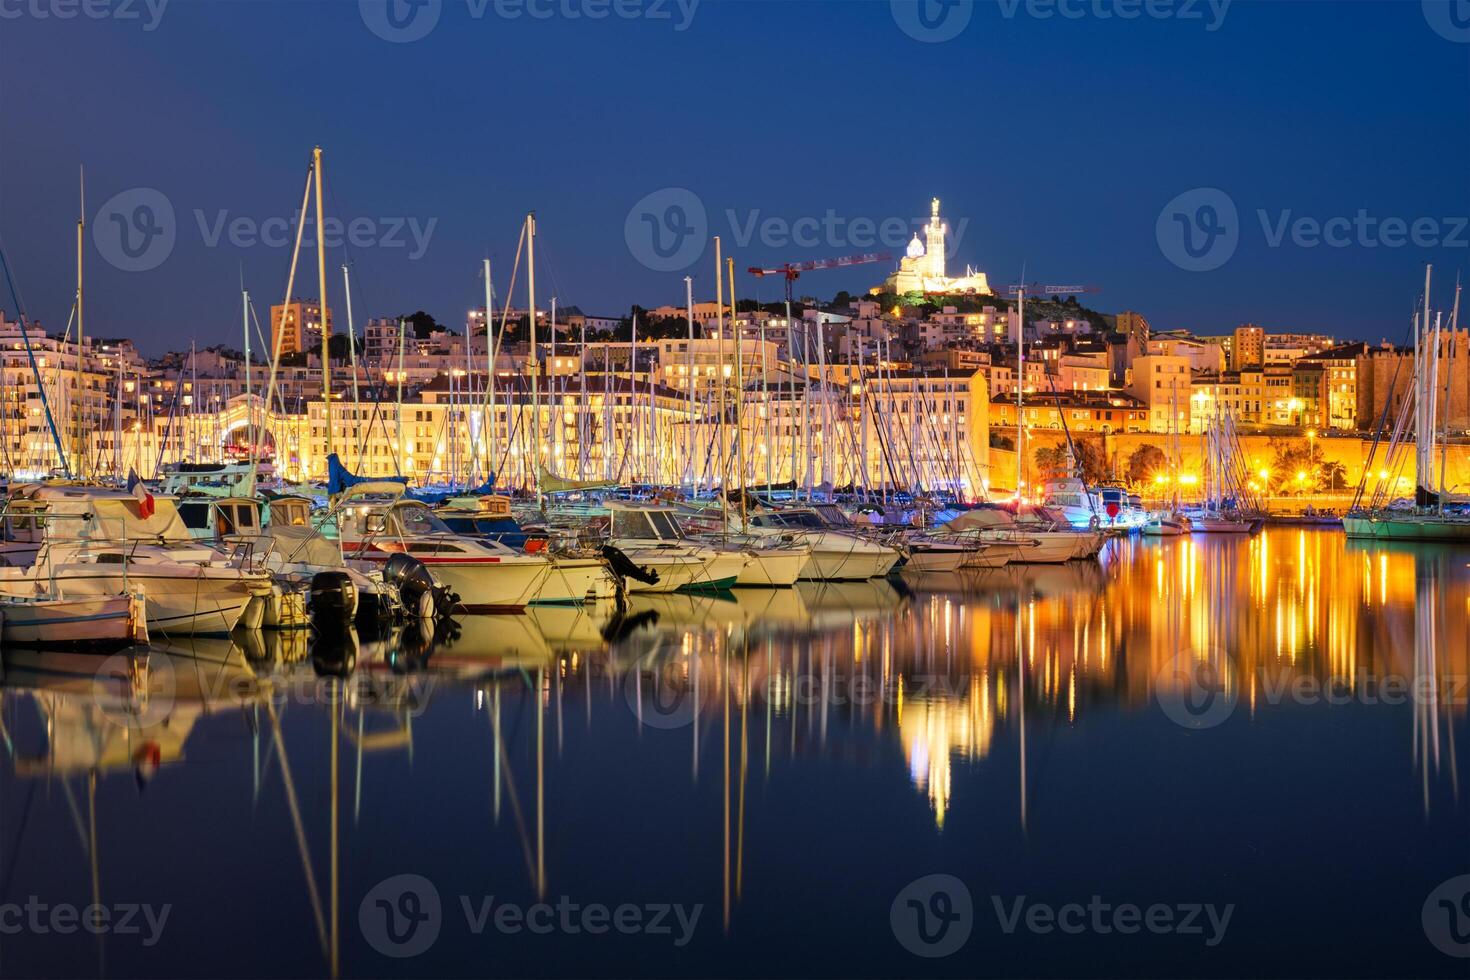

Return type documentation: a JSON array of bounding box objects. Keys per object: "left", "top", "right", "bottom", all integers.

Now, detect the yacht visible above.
[
  {"left": 604, "top": 502, "right": 747, "bottom": 593},
  {"left": 336, "top": 483, "right": 554, "bottom": 612},
  {"left": 746, "top": 505, "right": 900, "bottom": 581},
  {"left": 0, "top": 485, "right": 272, "bottom": 635}
]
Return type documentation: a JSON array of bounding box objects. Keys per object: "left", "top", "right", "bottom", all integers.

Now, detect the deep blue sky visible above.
[{"left": 1, "top": 0, "right": 1467, "bottom": 355}]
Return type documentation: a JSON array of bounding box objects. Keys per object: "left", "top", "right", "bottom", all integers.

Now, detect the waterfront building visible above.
[{"left": 270, "top": 298, "right": 331, "bottom": 357}]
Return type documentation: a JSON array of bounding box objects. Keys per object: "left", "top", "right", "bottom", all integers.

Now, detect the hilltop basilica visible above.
[{"left": 879, "top": 198, "right": 992, "bottom": 297}]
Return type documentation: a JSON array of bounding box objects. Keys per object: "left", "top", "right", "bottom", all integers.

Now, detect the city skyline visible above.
[{"left": 0, "top": 1, "right": 1466, "bottom": 353}]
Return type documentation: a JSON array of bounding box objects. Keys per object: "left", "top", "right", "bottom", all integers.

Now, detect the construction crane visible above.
[{"left": 748, "top": 251, "right": 893, "bottom": 305}]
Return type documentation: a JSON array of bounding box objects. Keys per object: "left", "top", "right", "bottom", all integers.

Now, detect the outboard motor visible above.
[
  {"left": 383, "top": 553, "right": 458, "bottom": 620},
  {"left": 309, "top": 571, "right": 359, "bottom": 633},
  {"left": 600, "top": 545, "right": 659, "bottom": 587}
]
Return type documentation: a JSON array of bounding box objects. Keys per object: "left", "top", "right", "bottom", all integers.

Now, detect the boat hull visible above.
[
  {"left": 0, "top": 593, "right": 146, "bottom": 649},
  {"left": 735, "top": 548, "right": 810, "bottom": 587},
  {"left": 0, "top": 566, "right": 264, "bottom": 636},
  {"left": 797, "top": 533, "right": 900, "bottom": 581},
  {"left": 532, "top": 557, "right": 618, "bottom": 605},
  {"left": 1342, "top": 515, "right": 1470, "bottom": 542}
]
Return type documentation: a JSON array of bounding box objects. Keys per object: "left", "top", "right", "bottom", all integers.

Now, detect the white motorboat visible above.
[
  {"left": 1142, "top": 514, "right": 1190, "bottom": 537},
  {"left": 336, "top": 483, "right": 553, "bottom": 612},
  {"left": 0, "top": 592, "right": 148, "bottom": 649},
  {"left": 605, "top": 502, "right": 747, "bottom": 593},
  {"left": 746, "top": 505, "right": 900, "bottom": 581},
  {"left": 0, "top": 485, "right": 272, "bottom": 635}
]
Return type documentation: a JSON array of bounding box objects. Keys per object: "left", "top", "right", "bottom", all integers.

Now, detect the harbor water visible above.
[{"left": 0, "top": 529, "right": 1464, "bottom": 978}]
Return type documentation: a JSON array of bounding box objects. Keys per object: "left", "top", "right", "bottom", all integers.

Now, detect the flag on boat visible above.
[{"left": 127, "top": 468, "right": 155, "bottom": 519}]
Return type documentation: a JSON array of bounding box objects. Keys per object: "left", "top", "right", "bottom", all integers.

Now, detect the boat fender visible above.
[{"left": 600, "top": 545, "right": 660, "bottom": 586}]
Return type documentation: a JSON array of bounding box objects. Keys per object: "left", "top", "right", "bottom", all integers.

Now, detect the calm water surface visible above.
[{"left": 0, "top": 530, "right": 1465, "bottom": 979}]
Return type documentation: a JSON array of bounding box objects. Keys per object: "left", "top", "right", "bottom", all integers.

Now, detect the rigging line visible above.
[{"left": 0, "top": 237, "right": 71, "bottom": 476}]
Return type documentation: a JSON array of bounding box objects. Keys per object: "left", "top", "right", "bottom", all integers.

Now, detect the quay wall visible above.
[{"left": 986, "top": 429, "right": 1470, "bottom": 498}]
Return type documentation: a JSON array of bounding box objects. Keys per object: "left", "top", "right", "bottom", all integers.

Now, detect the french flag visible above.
[{"left": 126, "top": 468, "right": 156, "bottom": 520}]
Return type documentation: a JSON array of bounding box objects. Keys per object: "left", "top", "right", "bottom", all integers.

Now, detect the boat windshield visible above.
[
  {"left": 396, "top": 503, "right": 453, "bottom": 536},
  {"left": 758, "top": 511, "right": 825, "bottom": 530},
  {"left": 812, "top": 505, "right": 850, "bottom": 527},
  {"left": 647, "top": 510, "right": 683, "bottom": 539}
]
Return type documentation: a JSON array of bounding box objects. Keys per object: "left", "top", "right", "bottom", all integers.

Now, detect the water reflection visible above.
[{"left": 0, "top": 530, "right": 1463, "bottom": 978}]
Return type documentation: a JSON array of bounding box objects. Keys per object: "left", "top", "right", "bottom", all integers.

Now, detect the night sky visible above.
[{"left": 1, "top": 0, "right": 1466, "bottom": 354}]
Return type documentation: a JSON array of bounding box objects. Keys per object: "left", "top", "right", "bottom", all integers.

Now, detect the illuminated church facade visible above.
[{"left": 881, "top": 198, "right": 992, "bottom": 297}]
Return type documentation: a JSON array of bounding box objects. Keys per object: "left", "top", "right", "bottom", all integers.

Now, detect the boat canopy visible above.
[{"left": 11, "top": 484, "right": 191, "bottom": 543}]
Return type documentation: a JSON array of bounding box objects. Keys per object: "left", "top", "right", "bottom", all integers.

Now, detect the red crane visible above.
[{"left": 748, "top": 251, "right": 893, "bottom": 305}]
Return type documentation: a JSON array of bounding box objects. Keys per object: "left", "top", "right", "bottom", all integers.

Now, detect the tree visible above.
[
  {"left": 1126, "top": 445, "right": 1168, "bottom": 486},
  {"left": 1070, "top": 436, "right": 1110, "bottom": 484},
  {"left": 399, "top": 311, "right": 440, "bottom": 340},
  {"left": 1318, "top": 460, "right": 1349, "bottom": 491},
  {"left": 1034, "top": 445, "right": 1069, "bottom": 478}
]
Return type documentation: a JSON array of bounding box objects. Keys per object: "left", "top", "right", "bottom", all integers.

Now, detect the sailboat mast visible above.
[
  {"left": 1015, "top": 286, "right": 1024, "bottom": 500},
  {"left": 243, "top": 285, "right": 252, "bottom": 461},
  {"left": 75, "top": 169, "right": 86, "bottom": 479},
  {"left": 312, "top": 147, "right": 334, "bottom": 465},
  {"left": 684, "top": 275, "right": 695, "bottom": 488},
  {"left": 527, "top": 213, "right": 541, "bottom": 508},
  {"left": 728, "top": 258, "right": 746, "bottom": 528},
  {"left": 484, "top": 258, "right": 497, "bottom": 478},
  {"left": 715, "top": 236, "right": 728, "bottom": 538}
]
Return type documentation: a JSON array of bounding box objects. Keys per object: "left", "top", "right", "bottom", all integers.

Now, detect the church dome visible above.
[{"left": 906, "top": 234, "right": 925, "bottom": 259}]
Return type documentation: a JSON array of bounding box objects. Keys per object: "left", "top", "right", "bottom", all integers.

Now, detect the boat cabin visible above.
[{"left": 607, "top": 504, "right": 686, "bottom": 542}]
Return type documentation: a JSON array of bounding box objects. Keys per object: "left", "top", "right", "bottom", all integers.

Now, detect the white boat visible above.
[
  {"left": 732, "top": 541, "right": 811, "bottom": 587},
  {"left": 605, "top": 502, "right": 747, "bottom": 593},
  {"left": 902, "top": 532, "right": 1009, "bottom": 572},
  {"left": 1142, "top": 514, "right": 1190, "bottom": 537},
  {"left": 435, "top": 496, "right": 617, "bottom": 604},
  {"left": 1189, "top": 515, "right": 1259, "bottom": 534},
  {"left": 746, "top": 505, "right": 900, "bottom": 581},
  {"left": 336, "top": 483, "right": 553, "bottom": 612},
  {"left": 0, "top": 485, "right": 272, "bottom": 635},
  {"left": 0, "top": 592, "right": 148, "bottom": 649}
]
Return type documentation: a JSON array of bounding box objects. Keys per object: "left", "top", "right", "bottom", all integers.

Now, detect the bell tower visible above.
[{"left": 924, "top": 197, "right": 946, "bottom": 279}]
